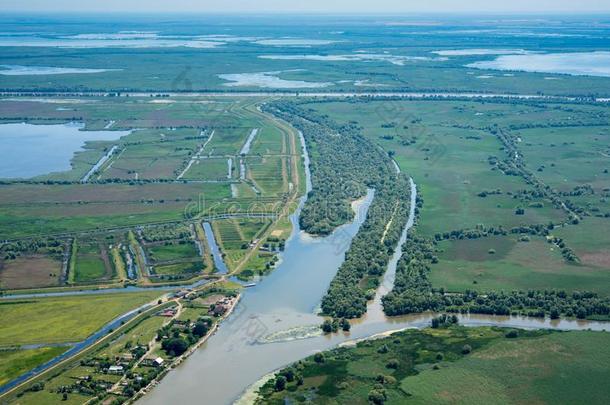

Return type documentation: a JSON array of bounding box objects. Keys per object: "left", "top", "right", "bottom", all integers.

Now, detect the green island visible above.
[{"left": 255, "top": 322, "right": 610, "bottom": 404}]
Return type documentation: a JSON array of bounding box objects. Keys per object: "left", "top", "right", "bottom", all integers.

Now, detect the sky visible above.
[{"left": 2, "top": 0, "right": 610, "bottom": 14}]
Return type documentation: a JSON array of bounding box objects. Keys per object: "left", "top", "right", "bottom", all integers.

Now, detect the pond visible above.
[{"left": 0, "top": 122, "right": 130, "bottom": 179}]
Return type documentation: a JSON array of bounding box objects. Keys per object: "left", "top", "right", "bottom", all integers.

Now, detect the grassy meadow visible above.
[
  {"left": 0, "top": 347, "right": 68, "bottom": 387},
  {"left": 0, "top": 291, "right": 162, "bottom": 346},
  {"left": 307, "top": 98, "right": 610, "bottom": 296},
  {"left": 256, "top": 326, "right": 610, "bottom": 404}
]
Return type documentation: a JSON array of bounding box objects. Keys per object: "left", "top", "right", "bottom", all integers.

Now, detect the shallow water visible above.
[
  {"left": 218, "top": 71, "right": 333, "bottom": 89},
  {"left": 254, "top": 39, "right": 340, "bottom": 46},
  {"left": 468, "top": 51, "right": 610, "bottom": 77},
  {"left": 0, "top": 65, "right": 120, "bottom": 75},
  {"left": 0, "top": 36, "right": 221, "bottom": 48},
  {"left": 0, "top": 122, "right": 130, "bottom": 179},
  {"left": 259, "top": 53, "right": 441, "bottom": 65},
  {"left": 239, "top": 128, "right": 259, "bottom": 155},
  {"left": 433, "top": 48, "right": 533, "bottom": 56}
]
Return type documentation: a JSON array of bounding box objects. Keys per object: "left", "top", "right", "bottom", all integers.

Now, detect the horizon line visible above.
[{"left": 2, "top": 11, "right": 610, "bottom": 16}]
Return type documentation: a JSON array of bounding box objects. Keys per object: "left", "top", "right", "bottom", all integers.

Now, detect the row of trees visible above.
[{"left": 382, "top": 230, "right": 610, "bottom": 319}]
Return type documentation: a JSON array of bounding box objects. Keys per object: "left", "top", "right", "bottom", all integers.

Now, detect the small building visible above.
[
  {"left": 211, "top": 304, "right": 227, "bottom": 317},
  {"left": 108, "top": 365, "right": 124, "bottom": 374},
  {"left": 175, "top": 290, "right": 188, "bottom": 298},
  {"left": 160, "top": 309, "right": 176, "bottom": 317},
  {"left": 154, "top": 357, "right": 164, "bottom": 367}
]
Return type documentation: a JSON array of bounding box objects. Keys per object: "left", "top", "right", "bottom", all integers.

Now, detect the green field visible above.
[
  {"left": 212, "top": 218, "right": 273, "bottom": 271},
  {"left": 182, "top": 158, "right": 231, "bottom": 181},
  {"left": 148, "top": 242, "right": 199, "bottom": 263},
  {"left": 0, "top": 291, "right": 162, "bottom": 346},
  {"left": 73, "top": 242, "right": 108, "bottom": 283},
  {"left": 308, "top": 99, "right": 578, "bottom": 235},
  {"left": 248, "top": 156, "right": 286, "bottom": 196},
  {"left": 430, "top": 236, "right": 610, "bottom": 295},
  {"left": 0, "top": 347, "right": 68, "bottom": 386},
  {"left": 209, "top": 127, "right": 256, "bottom": 155},
  {"left": 403, "top": 331, "right": 610, "bottom": 404},
  {"left": 306, "top": 98, "right": 610, "bottom": 305},
  {"left": 154, "top": 261, "right": 203, "bottom": 276},
  {"left": 0, "top": 182, "right": 231, "bottom": 239},
  {"left": 256, "top": 326, "right": 610, "bottom": 404}
]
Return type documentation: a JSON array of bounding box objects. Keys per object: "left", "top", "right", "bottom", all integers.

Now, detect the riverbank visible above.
[
  {"left": 131, "top": 293, "right": 241, "bottom": 404},
  {"left": 0, "top": 280, "right": 238, "bottom": 404}
]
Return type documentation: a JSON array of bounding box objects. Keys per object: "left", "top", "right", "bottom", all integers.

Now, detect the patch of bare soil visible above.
[{"left": 0, "top": 255, "right": 61, "bottom": 289}]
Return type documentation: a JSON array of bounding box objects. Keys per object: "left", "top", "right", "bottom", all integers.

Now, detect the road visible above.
[{"left": 2, "top": 91, "right": 608, "bottom": 102}]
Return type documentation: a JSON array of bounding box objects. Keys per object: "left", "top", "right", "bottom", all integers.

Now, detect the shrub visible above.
[{"left": 386, "top": 359, "right": 399, "bottom": 369}]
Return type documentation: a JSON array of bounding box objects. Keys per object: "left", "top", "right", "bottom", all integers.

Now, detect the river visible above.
[{"left": 140, "top": 145, "right": 608, "bottom": 404}]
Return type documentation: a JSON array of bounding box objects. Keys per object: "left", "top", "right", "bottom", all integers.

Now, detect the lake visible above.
[
  {"left": 0, "top": 122, "right": 129, "bottom": 179},
  {"left": 468, "top": 51, "right": 610, "bottom": 77}
]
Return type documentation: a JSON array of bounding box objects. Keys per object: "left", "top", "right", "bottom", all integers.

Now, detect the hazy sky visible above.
[{"left": 2, "top": 0, "right": 610, "bottom": 13}]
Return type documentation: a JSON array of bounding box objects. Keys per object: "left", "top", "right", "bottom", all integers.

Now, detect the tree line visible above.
[{"left": 265, "top": 101, "right": 411, "bottom": 318}]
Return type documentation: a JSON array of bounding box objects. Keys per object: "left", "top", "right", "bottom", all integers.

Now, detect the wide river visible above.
[{"left": 141, "top": 133, "right": 608, "bottom": 405}]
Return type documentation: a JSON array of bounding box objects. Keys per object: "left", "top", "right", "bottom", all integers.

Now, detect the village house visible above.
[{"left": 107, "top": 365, "right": 124, "bottom": 374}]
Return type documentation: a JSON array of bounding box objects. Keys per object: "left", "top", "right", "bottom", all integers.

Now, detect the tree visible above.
[
  {"left": 321, "top": 319, "right": 334, "bottom": 334},
  {"left": 161, "top": 337, "right": 188, "bottom": 356},
  {"left": 550, "top": 308, "right": 560, "bottom": 319},
  {"left": 193, "top": 321, "right": 209, "bottom": 338},
  {"left": 282, "top": 368, "right": 295, "bottom": 382},
  {"left": 274, "top": 376, "right": 287, "bottom": 391},
  {"left": 368, "top": 388, "right": 387, "bottom": 404},
  {"left": 314, "top": 352, "right": 325, "bottom": 363},
  {"left": 462, "top": 344, "right": 472, "bottom": 354}
]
